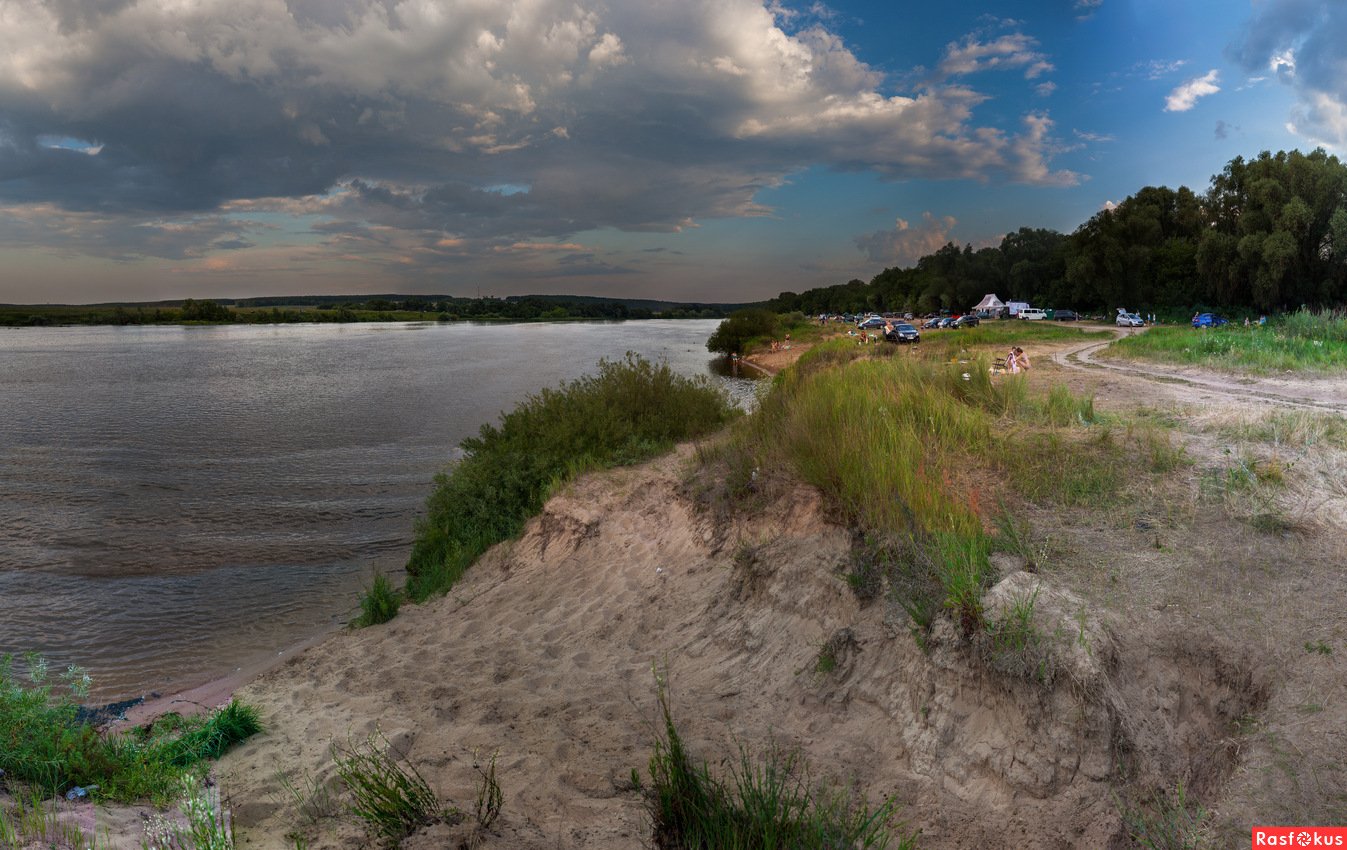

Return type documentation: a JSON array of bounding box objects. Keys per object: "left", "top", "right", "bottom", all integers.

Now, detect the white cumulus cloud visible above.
[{"left": 1165, "top": 69, "right": 1220, "bottom": 112}]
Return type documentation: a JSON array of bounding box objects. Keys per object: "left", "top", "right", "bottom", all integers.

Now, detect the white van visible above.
[{"left": 1018, "top": 308, "right": 1047, "bottom": 321}]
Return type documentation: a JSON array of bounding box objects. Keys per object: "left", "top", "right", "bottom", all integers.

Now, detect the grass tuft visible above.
[
  {"left": 646, "top": 676, "right": 912, "bottom": 849},
  {"left": 332, "top": 733, "right": 451, "bottom": 844},
  {"left": 1119, "top": 782, "right": 1209, "bottom": 850},
  {"left": 352, "top": 573, "right": 402, "bottom": 628}
]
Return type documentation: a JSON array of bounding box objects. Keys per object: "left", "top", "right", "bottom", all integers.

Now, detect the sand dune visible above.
[{"left": 210, "top": 441, "right": 1260, "bottom": 849}]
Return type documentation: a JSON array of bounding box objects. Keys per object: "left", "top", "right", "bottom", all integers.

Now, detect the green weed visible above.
[
  {"left": 646, "top": 676, "right": 912, "bottom": 849},
  {"left": 979, "top": 589, "right": 1054, "bottom": 684},
  {"left": 352, "top": 573, "right": 402, "bottom": 628},
  {"left": 275, "top": 768, "right": 340, "bottom": 826},
  {"left": 1119, "top": 782, "right": 1209, "bottom": 850},
  {"left": 141, "top": 774, "right": 235, "bottom": 850},
  {"left": 0, "top": 789, "right": 107, "bottom": 849},
  {"left": 1304, "top": 640, "right": 1333, "bottom": 656},
  {"left": 472, "top": 751, "right": 503, "bottom": 831},
  {"left": 332, "top": 733, "right": 453, "bottom": 844},
  {"left": 1, "top": 654, "right": 260, "bottom": 804}
]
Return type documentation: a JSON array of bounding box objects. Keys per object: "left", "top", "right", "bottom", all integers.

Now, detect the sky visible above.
[{"left": 1, "top": 0, "right": 1344, "bottom": 304}]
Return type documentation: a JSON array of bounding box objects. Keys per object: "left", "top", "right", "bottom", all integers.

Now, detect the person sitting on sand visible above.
[
  {"left": 1014, "top": 346, "right": 1030, "bottom": 371},
  {"left": 1006, "top": 347, "right": 1021, "bottom": 373}
]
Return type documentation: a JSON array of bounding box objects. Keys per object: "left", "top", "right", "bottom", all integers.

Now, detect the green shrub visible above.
[
  {"left": 707, "top": 309, "right": 780, "bottom": 355},
  {"left": 406, "top": 354, "right": 734, "bottom": 601}
]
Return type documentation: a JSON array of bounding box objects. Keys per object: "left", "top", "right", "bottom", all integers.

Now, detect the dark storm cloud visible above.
[
  {"left": 0, "top": 0, "right": 1078, "bottom": 271},
  {"left": 1229, "top": 0, "right": 1347, "bottom": 144}
]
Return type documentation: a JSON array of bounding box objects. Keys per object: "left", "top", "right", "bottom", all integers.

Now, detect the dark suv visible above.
[{"left": 950, "top": 315, "right": 980, "bottom": 328}]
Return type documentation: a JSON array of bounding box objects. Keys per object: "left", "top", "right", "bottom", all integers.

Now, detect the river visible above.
[{"left": 0, "top": 319, "right": 753, "bottom": 700}]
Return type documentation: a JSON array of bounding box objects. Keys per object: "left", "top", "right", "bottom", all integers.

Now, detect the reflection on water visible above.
[{"left": 0, "top": 320, "right": 754, "bottom": 699}]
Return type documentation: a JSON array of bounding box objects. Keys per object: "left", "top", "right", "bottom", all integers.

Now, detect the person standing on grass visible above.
[{"left": 1006, "top": 347, "right": 1021, "bottom": 373}]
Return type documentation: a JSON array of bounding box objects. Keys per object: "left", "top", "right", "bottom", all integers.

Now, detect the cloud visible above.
[
  {"left": 1164, "top": 70, "right": 1220, "bottom": 112},
  {"left": 855, "top": 212, "right": 958, "bottom": 265},
  {"left": 1229, "top": 0, "right": 1347, "bottom": 146},
  {"left": 1073, "top": 129, "right": 1114, "bottom": 143},
  {"left": 1074, "top": 0, "right": 1103, "bottom": 20},
  {"left": 934, "top": 33, "right": 1054, "bottom": 81},
  {"left": 1136, "top": 59, "right": 1188, "bottom": 80},
  {"left": 0, "top": 0, "right": 1079, "bottom": 287}
]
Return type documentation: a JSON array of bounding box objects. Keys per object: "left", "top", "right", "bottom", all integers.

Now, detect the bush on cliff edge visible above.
[{"left": 404, "top": 354, "right": 735, "bottom": 602}]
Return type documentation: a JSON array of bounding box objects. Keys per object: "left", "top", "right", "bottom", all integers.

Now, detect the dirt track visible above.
[{"left": 1051, "top": 324, "right": 1347, "bottom": 415}]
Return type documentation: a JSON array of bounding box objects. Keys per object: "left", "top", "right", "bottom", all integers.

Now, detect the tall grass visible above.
[
  {"left": 722, "top": 351, "right": 1119, "bottom": 636},
  {"left": 647, "top": 679, "right": 911, "bottom": 850},
  {"left": 0, "top": 789, "right": 110, "bottom": 849},
  {"left": 0, "top": 653, "right": 260, "bottom": 803},
  {"left": 332, "top": 734, "right": 447, "bottom": 844},
  {"left": 915, "top": 321, "right": 1106, "bottom": 359},
  {"left": 352, "top": 573, "right": 401, "bottom": 628},
  {"left": 1107, "top": 309, "right": 1347, "bottom": 373},
  {"left": 405, "top": 354, "right": 735, "bottom": 601}
]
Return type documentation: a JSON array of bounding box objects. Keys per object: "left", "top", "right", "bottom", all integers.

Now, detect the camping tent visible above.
[{"left": 972, "top": 294, "right": 1005, "bottom": 313}]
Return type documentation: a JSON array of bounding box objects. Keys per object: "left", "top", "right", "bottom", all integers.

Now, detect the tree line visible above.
[
  {"left": 1, "top": 295, "right": 736, "bottom": 327},
  {"left": 770, "top": 148, "right": 1347, "bottom": 317}
]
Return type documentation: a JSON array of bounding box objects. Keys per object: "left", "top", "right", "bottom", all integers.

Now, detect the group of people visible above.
[{"left": 1005, "top": 346, "right": 1030, "bottom": 374}]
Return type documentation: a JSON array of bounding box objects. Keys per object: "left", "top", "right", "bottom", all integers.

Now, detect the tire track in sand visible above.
[{"left": 1049, "top": 326, "right": 1347, "bottom": 416}]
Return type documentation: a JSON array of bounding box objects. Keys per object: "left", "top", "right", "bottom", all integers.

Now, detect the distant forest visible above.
[
  {"left": 770, "top": 149, "right": 1347, "bottom": 317},
  {"left": 0, "top": 293, "right": 750, "bottom": 327}
]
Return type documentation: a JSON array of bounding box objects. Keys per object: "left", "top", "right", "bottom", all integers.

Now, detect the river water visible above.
[{"left": 0, "top": 319, "right": 753, "bottom": 700}]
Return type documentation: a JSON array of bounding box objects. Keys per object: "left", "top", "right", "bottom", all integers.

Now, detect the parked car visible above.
[
  {"left": 1192, "top": 312, "right": 1229, "bottom": 328},
  {"left": 858, "top": 316, "right": 888, "bottom": 329},
  {"left": 1018, "top": 308, "right": 1047, "bottom": 321},
  {"left": 884, "top": 323, "right": 920, "bottom": 344},
  {"left": 1053, "top": 310, "right": 1078, "bottom": 321},
  {"left": 1116, "top": 312, "right": 1145, "bottom": 327},
  {"left": 951, "top": 315, "right": 980, "bottom": 328},
  {"left": 922, "top": 317, "right": 943, "bottom": 329}
]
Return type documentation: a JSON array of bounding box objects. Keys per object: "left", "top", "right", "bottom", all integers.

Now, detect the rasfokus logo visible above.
[{"left": 1252, "top": 827, "right": 1347, "bottom": 847}]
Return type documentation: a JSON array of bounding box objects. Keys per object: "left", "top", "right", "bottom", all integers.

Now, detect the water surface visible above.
[{"left": 0, "top": 320, "right": 751, "bottom": 699}]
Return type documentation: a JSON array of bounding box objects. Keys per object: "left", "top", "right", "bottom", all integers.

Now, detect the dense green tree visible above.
[
  {"left": 706, "top": 308, "right": 779, "bottom": 355},
  {"left": 1200, "top": 149, "right": 1347, "bottom": 309}
]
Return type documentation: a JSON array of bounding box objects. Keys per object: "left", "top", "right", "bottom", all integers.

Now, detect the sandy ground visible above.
[{"left": 12, "top": 324, "right": 1346, "bottom": 848}]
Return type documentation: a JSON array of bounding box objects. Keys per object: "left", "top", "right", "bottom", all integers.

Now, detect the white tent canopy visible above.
[{"left": 972, "top": 294, "right": 1005, "bottom": 313}]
